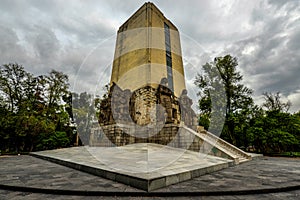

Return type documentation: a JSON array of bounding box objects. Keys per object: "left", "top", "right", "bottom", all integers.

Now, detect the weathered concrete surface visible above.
[
  {"left": 30, "top": 144, "right": 233, "bottom": 191},
  {"left": 0, "top": 155, "right": 299, "bottom": 199}
]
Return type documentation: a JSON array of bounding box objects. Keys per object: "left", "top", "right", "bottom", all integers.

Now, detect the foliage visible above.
[
  {"left": 0, "top": 63, "right": 74, "bottom": 152},
  {"left": 194, "top": 62, "right": 226, "bottom": 133},
  {"left": 247, "top": 110, "right": 300, "bottom": 153},
  {"left": 36, "top": 131, "right": 70, "bottom": 151},
  {"left": 72, "top": 92, "right": 97, "bottom": 145},
  {"left": 262, "top": 92, "right": 291, "bottom": 112},
  {"left": 195, "top": 55, "right": 255, "bottom": 146},
  {"left": 71, "top": 84, "right": 109, "bottom": 145},
  {"left": 195, "top": 55, "right": 300, "bottom": 154}
]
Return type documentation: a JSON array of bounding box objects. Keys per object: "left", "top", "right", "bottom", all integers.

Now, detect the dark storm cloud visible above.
[
  {"left": 30, "top": 26, "right": 60, "bottom": 59},
  {"left": 268, "top": 0, "right": 299, "bottom": 10},
  {"left": 0, "top": 26, "right": 24, "bottom": 62},
  {"left": 0, "top": 0, "right": 117, "bottom": 83},
  {"left": 288, "top": 29, "right": 300, "bottom": 51},
  {"left": 223, "top": 0, "right": 300, "bottom": 112},
  {"left": 0, "top": 0, "right": 299, "bottom": 111}
]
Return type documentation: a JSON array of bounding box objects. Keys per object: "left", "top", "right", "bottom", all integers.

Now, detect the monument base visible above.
[{"left": 30, "top": 143, "right": 234, "bottom": 191}]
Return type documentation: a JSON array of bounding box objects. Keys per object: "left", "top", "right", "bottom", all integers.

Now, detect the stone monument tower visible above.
[
  {"left": 110, "top": 2, "right": 185, "bottom": 97},
  {"left": 97, "top": 2, "right": 197, "bottom": 146}
]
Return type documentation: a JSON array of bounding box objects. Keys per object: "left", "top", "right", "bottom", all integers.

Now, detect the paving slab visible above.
[
  {"left": 30, "top": 143, "right": 234, "bottom": 191},
  {"left": 0, "top": 155, "right": 300, "bottom": 199}
]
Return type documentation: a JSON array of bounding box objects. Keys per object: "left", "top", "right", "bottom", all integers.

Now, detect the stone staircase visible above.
[{"left": 182, "top": 126, "right": 252, "bottom": 164}]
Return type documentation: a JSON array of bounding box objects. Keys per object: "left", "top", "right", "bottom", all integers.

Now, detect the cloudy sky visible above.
[{"left": 1, "top": 0, "right": 299, "bottom": 112}]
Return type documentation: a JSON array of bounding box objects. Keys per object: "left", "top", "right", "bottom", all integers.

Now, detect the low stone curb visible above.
[{"left": 1, "top": 183, "right": 300, "bottom": 197}]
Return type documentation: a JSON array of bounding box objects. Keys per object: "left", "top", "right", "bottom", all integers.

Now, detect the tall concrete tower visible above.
[
  {"left": 97, "top": 2, "right": 197, "bottom": 146},
  {"left": 110, "top": 2, "right": 186, "bottom": 97}
]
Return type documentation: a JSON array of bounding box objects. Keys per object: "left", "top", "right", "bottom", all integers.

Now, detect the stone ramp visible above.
[
  {"left": 30, "top": 143, "right": 233, "bottom": 191},
  {"left": 182, "top": 126, "right": 252, "bottom": 164}
]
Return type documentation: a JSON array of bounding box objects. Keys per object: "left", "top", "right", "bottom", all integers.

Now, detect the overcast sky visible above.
[{"left": 1, "top": 0, "right": 299, "bottom": 112}]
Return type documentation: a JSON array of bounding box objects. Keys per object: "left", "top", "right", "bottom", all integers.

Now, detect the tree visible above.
[
  {"left": 72, "top": 92, "right": 96, "bottom": 145},
  {"left": 292, "top": 111, "right": 300, "bottom": 151},
  {"left": 94, "top": 83, "right": 110, "bottom": 119},
  {"left": 246, "top": 93, "right": 300, "bottom": 154},
  {"left": 195, "top": 55, "right": 255, "bottom": 146},
  {"left": 0, "top": 63, "right": 35, "bottom": 151},
  {"left": 262, "top": 92, "right": 291, "bottom": 112},
  {"left": 247, "top": 110, "right": 299, "bottom": 153},
  {"left": 69, "top": 84, "right": 111, "bottom": 146},
  {"left": 0, "top": 63, "right": 32, "bottom": 113},
  {"left": 195, "top": 56, "right": 300, "bottom": 154},
  {"left": 0, "top": 63, "right": 73, "bottom": 152},
  {"left": 194, "top": 62, "right": 226, "bottom": 133}
]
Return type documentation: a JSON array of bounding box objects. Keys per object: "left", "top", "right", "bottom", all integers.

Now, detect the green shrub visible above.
[{"left": 36, "top": 131, "right": 70, "bottom": 151}]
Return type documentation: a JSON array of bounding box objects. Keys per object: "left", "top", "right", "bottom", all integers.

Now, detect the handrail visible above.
[{"left": 181, "top": 125, "right": 251, "bottom": 159}]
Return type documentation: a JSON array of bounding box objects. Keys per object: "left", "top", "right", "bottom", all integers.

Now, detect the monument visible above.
[
  {"left": 31, "top": 2, "right": 253, "bottom": 192},
  {"left": 97, "top": 2, "right": 198, "bottom": 147}
]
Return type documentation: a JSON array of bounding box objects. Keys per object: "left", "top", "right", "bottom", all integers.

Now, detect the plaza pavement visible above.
[{"left": 0, "top": 154, "right": 299, "bottom": 199}]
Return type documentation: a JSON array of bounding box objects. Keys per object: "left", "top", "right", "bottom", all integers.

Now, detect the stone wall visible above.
[
  {"left": 96, "top": 82, "right": 198, "bottom": 147},
  {"left": 130, "top": 86, "right": 157, "bottom": 125}
]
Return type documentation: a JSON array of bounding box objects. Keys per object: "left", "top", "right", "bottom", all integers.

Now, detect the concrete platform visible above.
[
  {"left": 30, "top": 143, "right": 234, "bottom": 191},
  {"left": 1, "top": 155, "right": 300, "bottom": 199}
]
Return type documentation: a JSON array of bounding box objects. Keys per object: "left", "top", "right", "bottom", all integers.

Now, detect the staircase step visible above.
[
  {"left": 182, "top": 126, "right": 252, "bottom": 164},
  {"left": 199, "top": 135, "right": 246, "bottom": 158},
  {"left": 198, "top": 132, "right": 250, "bottom": 159}
]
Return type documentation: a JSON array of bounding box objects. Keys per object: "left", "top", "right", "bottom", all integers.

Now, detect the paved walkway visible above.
[{"left": 0, "top": 155, "right": 299, "bottom": 199}]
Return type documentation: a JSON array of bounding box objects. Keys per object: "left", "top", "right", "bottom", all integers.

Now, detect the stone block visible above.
[
  {"left": 148, "top": 178, "right": 166, "bottom": 191},
  {"left": 165, "top": 174, "right": 180, "bottom": 186},
  {"left": 178, "top": 171, "right": 191, "bottom": 182}
]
